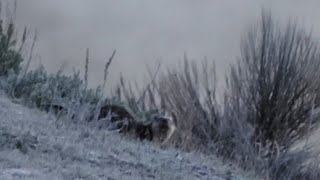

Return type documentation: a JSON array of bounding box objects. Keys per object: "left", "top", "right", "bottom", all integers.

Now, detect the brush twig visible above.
[
  {"left": 102, "top": 49, "right": 116, "bottom": 90},
  {"left": 84, "top": 48, "right": 89, "bottom": 89},
  {"left": 23, "top": 28, "right": 37, "bottom": 77},
  {"left": 136, "top": 62, "right": 161, "bottom": 106}
]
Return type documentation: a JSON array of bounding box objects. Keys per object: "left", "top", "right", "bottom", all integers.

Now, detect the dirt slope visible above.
[{"left": 0, "top": 93, "right": 254, "bottom": 180}]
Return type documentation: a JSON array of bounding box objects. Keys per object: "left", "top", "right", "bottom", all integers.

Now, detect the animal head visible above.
[{"left": 151, "top": 112, "right": 177, "bottom": 145}]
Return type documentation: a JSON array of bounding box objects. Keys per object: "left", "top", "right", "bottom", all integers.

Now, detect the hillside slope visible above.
[{"left": 0, "top": 93, "right": 254, "bottom": 180}]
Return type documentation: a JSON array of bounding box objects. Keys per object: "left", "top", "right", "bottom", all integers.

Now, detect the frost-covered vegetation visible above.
[{"left": 0, "top": 1, "right": 320, "bottom": 179}]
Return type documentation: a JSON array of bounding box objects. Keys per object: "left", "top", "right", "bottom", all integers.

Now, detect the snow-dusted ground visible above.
[{"left": 0, "top": 93, "right": 255, "bottom": 180}]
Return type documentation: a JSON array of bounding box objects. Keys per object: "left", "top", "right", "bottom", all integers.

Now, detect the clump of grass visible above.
[
  {"left": 266, "top": 150, "right": 320, "bottom": 180},
  {"left": 4, "top": 63, "right": 102, "bottom": 116}
]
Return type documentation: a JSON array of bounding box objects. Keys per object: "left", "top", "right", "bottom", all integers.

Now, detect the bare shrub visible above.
[
  {"left": 155, "top": 58, "right": 220, "bottom": 149},
  {"left": 226, "top": 10, "right": 320, "bottom": 150},
  {"left": 114, "top": 57, "right": 220, "bottom": 150},
  {"left": 223, "top": 10, "right": 320, "bottom": 177}
]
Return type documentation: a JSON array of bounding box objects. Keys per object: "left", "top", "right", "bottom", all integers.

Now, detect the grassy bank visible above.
[{"left": 0, "top": 2, "right": 319, "bottom": 179}]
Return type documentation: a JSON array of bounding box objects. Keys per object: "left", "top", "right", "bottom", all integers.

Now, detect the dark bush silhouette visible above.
[
  {"left": 225, "top": 10, "right": 320, "bottom": 153},
  {"left": 0, "top": 21, "right": 24, "bottom": 77}
]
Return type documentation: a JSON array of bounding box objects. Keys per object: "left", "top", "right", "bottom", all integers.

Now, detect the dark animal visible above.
[{"left": 98, "top": 104, "right": 177, "bottom": 144}]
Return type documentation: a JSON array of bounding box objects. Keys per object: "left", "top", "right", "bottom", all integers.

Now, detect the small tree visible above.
[{"left": 226, "top": 10, "right": 320, "bottom": 152}]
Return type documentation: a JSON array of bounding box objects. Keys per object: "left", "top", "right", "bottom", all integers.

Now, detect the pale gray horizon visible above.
[{"left": 8, "top": 0, "right": 320, "bottom": 95}]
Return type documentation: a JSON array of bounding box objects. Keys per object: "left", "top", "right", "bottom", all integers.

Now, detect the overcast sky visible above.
[{"left": 10, "top": 0, "right": 320, "bottom": 92}]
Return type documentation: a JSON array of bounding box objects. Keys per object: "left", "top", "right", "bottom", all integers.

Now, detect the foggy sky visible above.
[{"left": 11, "top": 0, "right": 320, "bottom": 93}]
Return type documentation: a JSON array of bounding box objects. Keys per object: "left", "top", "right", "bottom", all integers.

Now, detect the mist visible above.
[{"left": 11, "top": 0, "right": 320, "bottom": 93}]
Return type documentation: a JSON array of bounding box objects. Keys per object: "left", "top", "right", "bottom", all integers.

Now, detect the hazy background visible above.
[{"left": 7, "top": 0, "right": 320, "bottom": 94}]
